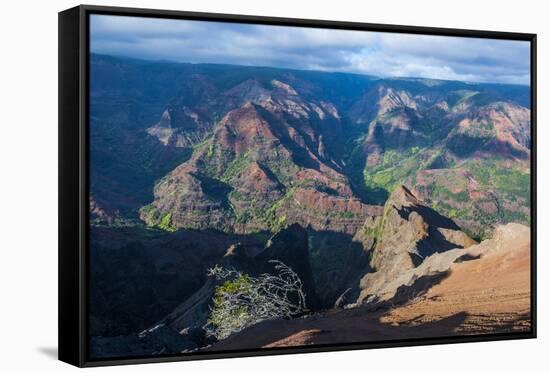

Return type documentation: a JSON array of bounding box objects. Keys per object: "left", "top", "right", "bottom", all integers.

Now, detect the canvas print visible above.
[{"left": 88, "top": 14, "right": 532, "bottom": 359}]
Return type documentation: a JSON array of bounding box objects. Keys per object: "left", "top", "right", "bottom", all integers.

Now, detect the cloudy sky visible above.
[{"left": 90, "top": 15, "right": 530, "bottom": 85}]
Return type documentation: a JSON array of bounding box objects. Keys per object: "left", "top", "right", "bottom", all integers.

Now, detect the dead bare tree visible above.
[{"left": 206, "top": 260, "right": 306, "bottom": 340}]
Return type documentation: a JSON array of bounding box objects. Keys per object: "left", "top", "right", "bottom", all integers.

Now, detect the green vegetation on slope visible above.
[
  {"left": 357, "top": 142, "right": 530, "bottom": 241},
  {"left": 466, "top": 158, "right": 530, "bottom": 202},
  {"left": 421, "top": 158, "right": 530, "bottom": 240},
  {"left": 363, "top": 147, "right": 443, "bottom": 204},
  {"left": 158, "top": 212, "right": 177, "bottom": 232}
]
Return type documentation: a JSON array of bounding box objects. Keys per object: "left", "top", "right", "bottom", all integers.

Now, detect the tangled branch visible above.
[{"left": 206, "top": 260, "right": 307, "bottom": 340}]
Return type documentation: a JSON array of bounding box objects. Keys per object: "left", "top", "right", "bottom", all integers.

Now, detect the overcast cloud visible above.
[{"left": 90, "top": 15, "right": 530, "bottom": 85}]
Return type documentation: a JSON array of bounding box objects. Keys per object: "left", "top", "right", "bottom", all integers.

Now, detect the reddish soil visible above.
[
  {"left": 208, "top": 238, "right": 531, "bottom": 351},
  {"left": 381, "top": 238, "right": 531, "bottom": 334}
]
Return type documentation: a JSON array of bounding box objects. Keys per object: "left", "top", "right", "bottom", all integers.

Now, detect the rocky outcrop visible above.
[
  {"left": 378, "top": 222, "right": 531, "bottom": 330},
  {"left": 358, "top": 219, "right": 529, "bottom": 307},
  {"left": 207, "top": 222, "right": 530, "bottom": 352},
  {"left": 356, "top": 186, "right": 476, "bottom": 304}
]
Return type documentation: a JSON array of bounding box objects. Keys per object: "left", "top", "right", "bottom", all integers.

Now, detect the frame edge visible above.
[{"left": 58, "top": 5, "right": 85, "bottom": 368}]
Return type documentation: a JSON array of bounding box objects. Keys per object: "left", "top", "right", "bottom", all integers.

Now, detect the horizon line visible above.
[{"left": 90, "top": 52, "right": 531, "bottom": 87}]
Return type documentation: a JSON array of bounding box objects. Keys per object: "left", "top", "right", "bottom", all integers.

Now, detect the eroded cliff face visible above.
[
  {"left": 357, "top": 186, "right": 476, "bottom": 304},
  {"left": 140, "top": 79, "right": 378, "bottom": 235},
  {"left": 355, "top": 186, "right": 530, "bottom": 310}
]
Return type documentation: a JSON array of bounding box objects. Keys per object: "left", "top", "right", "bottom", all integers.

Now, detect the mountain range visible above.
[{"left": 90, "top": 54, "right": 530, "bottom": 240}]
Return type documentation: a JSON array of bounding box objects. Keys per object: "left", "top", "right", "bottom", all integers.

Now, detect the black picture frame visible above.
[{"left": 59, "top": 4, "right": 537, "bottom": 367}]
